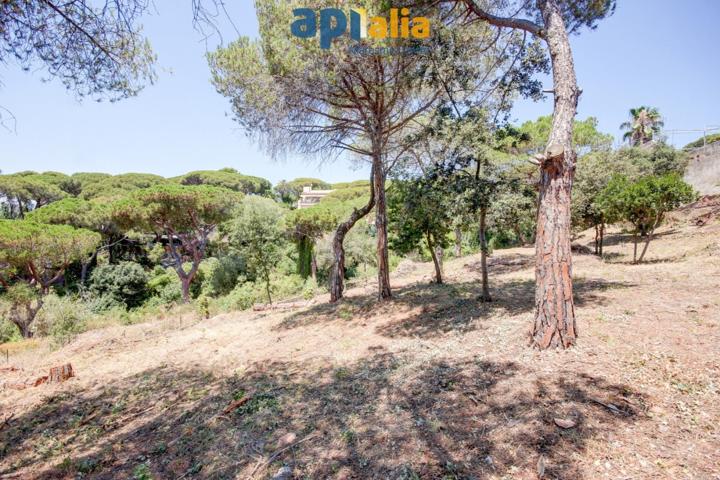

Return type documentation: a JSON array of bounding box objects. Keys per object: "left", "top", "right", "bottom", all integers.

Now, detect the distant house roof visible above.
[{"left": 297, "top": 186, "right": 335, "bottom": 209}]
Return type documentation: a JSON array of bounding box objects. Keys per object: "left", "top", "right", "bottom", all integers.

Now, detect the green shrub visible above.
[
  {"left": 147, "top": 267, "right": 184, "bottom": 304},
  {"left": 0, "top": 316, "right": 21, "bottom": 343},
  {"left": 199, "top": 254, "right": 245, "bottom": 297},
  {"left": 90, "top": 262, "right": 149, "bottom": 309},
  {"left": 146, "top": 242, "right": 167, "bottom": 266},
  {"left": 156, "top": 281, "right": 182, "bottom": 304},
  {"left": 269, "top": 273, "right": 305, "bottom": 300},
  {"left": 197, "top": 296, "right": 210, "bottom": 319},
  {"left": 302, "top": 279, "right": 317, "bottom": 300},
  {"left": 34, "top": 295, "right": 89, "bottom": 346},
  {"left": 683, "top": 133, "right": 720, "bottom": 150},
  {"left": 85, "top": 293, "right": 123, "bottom": 313},
  {"left": 220, "top": 281, "right": 259, "bottom": 311}
]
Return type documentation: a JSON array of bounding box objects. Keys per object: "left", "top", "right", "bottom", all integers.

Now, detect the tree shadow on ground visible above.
[
  {"left": 598, "top": 230, "right": 677, "bottom": 249},
  {"left": 277, "top": 277, "right": 634, "bottom": 339},
  {"left": 0, "top": 353, "right": 647, "bottom": 479},
  {"left": 462, "top": 252, "right": 534, "bottom": 276},
  {"left": 603, "top": 254, "right": 689, "bottom": 266}
]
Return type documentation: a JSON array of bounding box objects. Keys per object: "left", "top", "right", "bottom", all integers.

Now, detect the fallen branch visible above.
[
  {"left": 103, "top": 404, "right": 159, "bottom": 430},
  {"left": 221, "top": 395, "right": 254, "bottom": 415},
  {"left": 589, "top": 397, "right": 627, "bottom": 416}
]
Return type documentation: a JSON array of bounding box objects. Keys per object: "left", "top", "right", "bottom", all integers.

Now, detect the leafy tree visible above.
[
  {"left": 571, "top": 152, "right": 615, "bottom": 255},
  {"left": 285, "top": 206, "right": 337, "bottom": 281},
  {"left": 275, "top": 178, "right": 332, "bottom": 207},
  {"left": 572, "top": 144, "right": 687, "bottom": 256},
  {"left": 89, "top": 262, "right": 149, "bottom": 309},
  {"left": 71, "top": 172, "right": 112, "bottom": 193},
  {"left": 80, "top": 173, "right": 166, "bottom": 200},
  {"left": 0, "top": 0, "right": 155, "bottom": 109},
  {"left": 488, "top": 164, "right": 537, "bottom": 246},
  {"left": 21, "top": 171, "right": 82, "bottom": 196},
  {"left": 0, "top": 173, "right": 67, "bottom": 218},
  {"left": 409, "top": 107, "right": 506, "bottom": 299},
  {"left": 26, "top": 197, "right": 125, "bottom": 282},
  {"left": 598, "top": 174, "right": 695, "bottom": 263},
  {"left": 113, "top": 185, "right": 241, "bottom": 302},
  {"left": 620, "top": 106, "right": 664, "bottom": 146},
  {"left": 406, "top": 104, "right": 536, "bottom": 301},
  {"left": 226, "top": 196, "right": 285, "bottom": 304},
  {"left": 174, "top": 169, "right": 272, "bottom": 196},
  {"left": 0, "top": 220, "right": 99, "bottom": 337},
  {"left": 518, "top": 115, "right": 613, "bottom": 154},
  {"left": 458, "top": 0, "right": 616, "bottom": 349},
  {"left": 614, "top": 142, "right": 687, "bottom": 177},
  {"left": 389, "top": 177, "right": 452, "bottom": 284},
  {"left": 321, "top": 179, "right": 376, "bottom": 302},
  {"left": 208, "top": 0, "right": 533, "bottom": 301},
  {"left": 208, "top": 0, "right": 436, "bottom": 301}
]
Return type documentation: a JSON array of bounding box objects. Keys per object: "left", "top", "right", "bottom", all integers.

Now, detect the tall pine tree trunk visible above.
[
  {"left": 427, "top": 233, "right": 443, "bottom": 284},
  {"left": 372, "top": 144, "right": 392, "bottom": 300},
  {"left": 311, "top": 251, "right": 318, "bottom": 283},
  {"left": 454, "top": 226, "right": 463, "bottom": 256},
  {"left": 594, "top": 224, "right": 600, "bottom": 255},
  {"left": 329, "top": 168, "right": 375, "bottom": 303},
  {"left": 530, "top": 0, "right": 579, "bottom": 349},
  {"left": 478, "top": 206, "right": 491, "bottom": 302}
]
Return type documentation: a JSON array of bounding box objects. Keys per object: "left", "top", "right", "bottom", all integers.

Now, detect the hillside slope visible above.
[{"left": 1, "top": 216, "right": 719, "bottom": 479}]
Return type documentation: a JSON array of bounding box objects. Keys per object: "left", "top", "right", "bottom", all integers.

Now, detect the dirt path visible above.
[{"left": 1, "top": 221, "right": 719, "bottom": 479}]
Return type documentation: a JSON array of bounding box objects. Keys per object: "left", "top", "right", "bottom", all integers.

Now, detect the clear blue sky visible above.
[{"left": 1, "top": 0, "right": 719, "bottom": 184}]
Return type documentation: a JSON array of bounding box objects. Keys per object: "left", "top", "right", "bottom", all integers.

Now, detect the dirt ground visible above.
[{"left": 1, "top": 212, "right": 719, "bottom": 479}]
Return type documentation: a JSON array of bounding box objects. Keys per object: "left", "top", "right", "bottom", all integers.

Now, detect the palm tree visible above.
[{"left": 620, "top": 106, "right": 664, "bottom": 146}]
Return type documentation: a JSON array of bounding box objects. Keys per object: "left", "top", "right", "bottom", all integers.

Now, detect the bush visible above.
[
  {"left": 146, "top": 262, "right": 206, "bottom": 304},
  {"left": 269, "top": 273, "right": 305, "bottom": 300},
  {"left": 90, "top": 262, "right": 149, "bottom": 309},
  {"left": 217, "top": 273, "right": 307, "bottom": 312},
  {"left": 683, "top": 132, "right": 720, "bottom": 150},
  {"left": 302, "top": 279, "right": 317, "bottom": 300},
  {"left": 199, "top": 254, "right": 245, "bottom": 297},
  {"left": 148, "top": 268, "right": 183, "bottom": 304},
  {"left": 85, "top": 293, "right": 123, "bottom": 313},
  {"left": 220, "top": 281, "right": 260, "bottom": 311},
  {"left": 0, "top": 317, "right": 21, "bottom": 343},
  {"left": 34, "top": 295, "right": 89, "bottom": 346}
]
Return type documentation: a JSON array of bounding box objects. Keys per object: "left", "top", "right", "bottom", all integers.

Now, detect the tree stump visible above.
[{"left": 48, "top": 364, "right": 74, "bottom": 383}]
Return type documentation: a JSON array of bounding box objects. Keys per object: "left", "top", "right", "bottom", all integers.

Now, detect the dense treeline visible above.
[
  {"left": 0, "top": 116, "right": 695, "bottom": 345},
  {"left": 0, "top": 169, "right": 379, "bottom": 341}
]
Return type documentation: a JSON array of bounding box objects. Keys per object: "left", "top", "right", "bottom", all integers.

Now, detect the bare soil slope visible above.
[{"left": 1, "top": 216, "right": 719, "bottom": 479}]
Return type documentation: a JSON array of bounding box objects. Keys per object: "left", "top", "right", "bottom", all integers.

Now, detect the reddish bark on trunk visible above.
[
  {"left": 372, "top": 152, "right": 392, "bottom": 300},
  {"left": 427, "top": 233, "right": 443, "bottom": 284},
  {"left": 530, "top": 0, "right": 579, "bottom": 349},
  {"left": 329, "top": 170, "right": 375, "bottom": 303}
]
